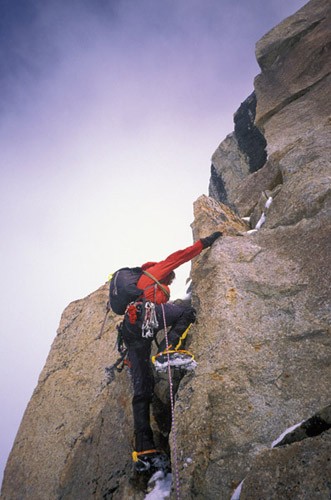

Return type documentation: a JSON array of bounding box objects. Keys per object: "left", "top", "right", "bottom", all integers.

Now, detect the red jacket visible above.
[{"left": 137, "top": 240, "right": 204, "bottom": 304}]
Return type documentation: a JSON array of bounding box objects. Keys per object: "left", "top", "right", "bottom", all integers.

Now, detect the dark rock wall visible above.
[
  {"left": 234, "top": 92, "right": 267, "bottom": 174},
  {"left": 209, "top": 92, "right": 267, "bottom": 207}
]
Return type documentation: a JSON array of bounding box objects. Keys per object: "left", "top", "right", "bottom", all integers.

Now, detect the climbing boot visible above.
[
  {"left": 132, "top": 450, "right": 171, "bottom": 474},
  {"left": 152, "top": 349, "right": 197, "bottom": 372}
]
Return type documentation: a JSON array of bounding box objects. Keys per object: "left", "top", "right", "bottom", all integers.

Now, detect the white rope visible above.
[{"left": 161, "top": 303, "right": 180, "bottom": 500}]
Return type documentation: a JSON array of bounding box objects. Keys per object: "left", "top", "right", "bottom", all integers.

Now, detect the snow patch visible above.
[
  {"left": 246, "top": 195, "right": 274, "bottom": 234},
  {"left": 255, "top": 212, "right": 266, "bottom": 230},
  {"left": 144, "top": 472, "right": 172, "bottom": 499},
  {"left": 265, "top": 196, "right": 273, "bottom": 209},
  {"left": 271, "top": 421, "right": 304, "bottom": 448},
  {"left": 231, "top": 480, "right": 244, "bottom": 500},
  {"left": 254, "top": 196, "right": 273, "bottom": 230}
]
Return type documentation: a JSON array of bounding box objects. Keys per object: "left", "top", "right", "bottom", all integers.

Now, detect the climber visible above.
[{"left": 120, "top": 231, "right": 222, "bottom": 473}]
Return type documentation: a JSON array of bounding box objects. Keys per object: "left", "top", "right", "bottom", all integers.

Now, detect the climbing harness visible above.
[
  {"left": 142, "top": 301, "right": 159, "bottom": 338},
  {"left": 125, "top": 299, "right": 159, "bottom": 338},
  {"left": 161, "top": 303, "right": 181, "bottom": 500}
]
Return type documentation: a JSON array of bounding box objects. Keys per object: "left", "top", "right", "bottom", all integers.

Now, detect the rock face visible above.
[
  {"left": 239, "top": 406, "right": 331, "bottom": 499},
  {"left": 240, "top": 429, "right": 331, "bottom": 499},
  {"left": 2, "top": 0, "right": 331, "bottom": 498},
  {"left": 0, "top": 286, "right": 139, "bottom": 499}
]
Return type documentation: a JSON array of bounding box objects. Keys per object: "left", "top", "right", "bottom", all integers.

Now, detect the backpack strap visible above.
[{"left": 142, "top": 270, "right": 170, "bottom": 299}]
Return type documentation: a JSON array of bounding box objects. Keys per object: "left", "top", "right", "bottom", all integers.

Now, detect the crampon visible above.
[
  {"left": 152, "top": 349, "right": 197, "bottom": 373},
  {"left": 132, "top": 450, "right": 171, "bottom": 474}
]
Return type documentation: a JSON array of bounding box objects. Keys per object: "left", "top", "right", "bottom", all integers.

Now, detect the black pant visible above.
[{"left": 122, "top": 302, "right": 196, "bottom": 452}]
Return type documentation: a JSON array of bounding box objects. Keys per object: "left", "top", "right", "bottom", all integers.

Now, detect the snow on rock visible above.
[
  {"left": 271, "top": 421, "right": 304, "bottom": 448},
  {"left": 231, "top": 480, "right": 244, "bottom": 500},
  {"left": 183, "top": 457, "right": 193, "bottom": 467},
  {"left": 255, "top": 212, "right": 266, "bottom": 230},
  {"left": 254, "top": 196, "right": 272, "bottom": 229},
  {"left": 144, "top": 472, "right": 172, "bottom": 500}
]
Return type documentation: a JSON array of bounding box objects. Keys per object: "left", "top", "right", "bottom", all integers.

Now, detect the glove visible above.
[{"left": 200, "top": 231, "right": 222, "bottom": 248}]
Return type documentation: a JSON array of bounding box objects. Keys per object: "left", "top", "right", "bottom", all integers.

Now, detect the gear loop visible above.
[{"left": 141, "top": 301, "right": 159, "bottom": 338}]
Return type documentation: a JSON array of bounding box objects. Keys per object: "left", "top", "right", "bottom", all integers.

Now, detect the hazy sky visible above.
[{"left": 0, "top": 0, "right": 307, "bottom": 483}]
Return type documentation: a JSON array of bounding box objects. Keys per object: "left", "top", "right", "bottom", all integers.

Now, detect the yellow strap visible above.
[
  {"left": 175, "top": 323, "right": 192, "bottom": 350},
  {"left": 151, "top": 323, "right": 193, "bottom": 363},
  {"left": 132, "top": 449, "right": 157, "bottom": 462}
]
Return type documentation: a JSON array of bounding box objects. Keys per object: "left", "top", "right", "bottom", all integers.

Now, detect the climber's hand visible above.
[{"left": 200, "top": 231, "right": 222, "bottom": 248}]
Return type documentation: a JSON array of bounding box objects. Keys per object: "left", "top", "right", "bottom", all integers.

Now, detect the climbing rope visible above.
[{"left": 161, "top": 303, "right": 180, "bottom": 500}]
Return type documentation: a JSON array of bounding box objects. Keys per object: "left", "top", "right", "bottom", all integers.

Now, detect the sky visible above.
[{"left": 0, "top": 0, "right": 308, "bottom": 485}]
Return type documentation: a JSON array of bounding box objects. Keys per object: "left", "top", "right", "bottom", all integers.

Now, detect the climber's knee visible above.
[{"left": 183, "top": 306, "right": 196, "bottom": 324}]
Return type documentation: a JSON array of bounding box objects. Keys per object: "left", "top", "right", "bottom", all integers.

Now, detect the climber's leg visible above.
[{"left": 155, "top": 303, "right": 196, "bottom": 353}]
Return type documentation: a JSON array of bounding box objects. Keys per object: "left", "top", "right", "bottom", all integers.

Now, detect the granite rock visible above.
[{"left": 241, "top": 430, "right": 331, "bottom": 500}]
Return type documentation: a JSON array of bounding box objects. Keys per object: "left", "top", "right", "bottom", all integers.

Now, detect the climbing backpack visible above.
[{"left": 109, "top": 267, "right": 144, "bottom": 315}]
